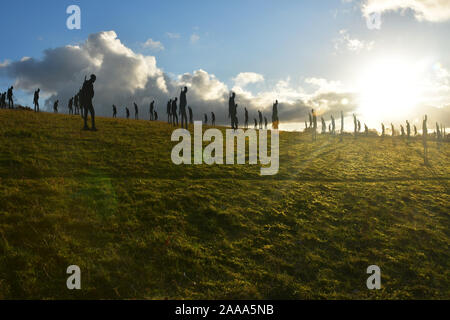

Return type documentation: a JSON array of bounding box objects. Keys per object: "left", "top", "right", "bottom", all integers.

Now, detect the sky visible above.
[{"left": 0, "top": 0, "right": 449, "bottom": 131}]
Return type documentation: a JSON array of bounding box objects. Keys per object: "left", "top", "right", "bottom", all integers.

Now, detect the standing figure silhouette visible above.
[
  {"left": 229, "top": 92, "right": 237, "bottom": 129},
  {"left": 188, "top": 106, "right": 193, "bottom": 125},
  {"left": 149, "top": 100, "right": 155, "bottom": 120},
  {"left": 331, "top": 115, "right": 335, "bottom": 135},
  {"left": 244, "top": 107, "right": 249, "bottom": 129},
  {"left": 171, "top": 98, "right": 178, "bottom": 126},
  {"left": 74, "top": 94, "right": 79, "bottom": 115},
  {"left": 406, "top": 120, "right": 411, "bottom": 139},
  {"left": 312, "top": 109, "right": 317, "bottom": 141},
  {"left": 33, "top": 88, "right": 40, "bottom": 112},
  {"left": 422, "top": 115, "right": 428, "bottom": 164},
  {"left": 272, "top": 100, "right": 279, "bottom": 129},
  {"left": 179, "top": 87, "right": 188, "bottom": 129},
  {"left": 258, "top": 110, "right": 263, "bottom": 129},
  {"left": 68, "top": 97, "right": 74, "bottom": 115},
  {"left": 134, "top": 102, "right": 139, "bottom": 120},
  {"left": 167, "top": 99, "right": 172, "bottom": 124},
  {"left": 112, "top": 105, "right": 117, "bottom": 118},
  {"left": 53, "top": 100, "right": 59, "bottom": 113},
  {"left": 7, "top": 86, "right": 13, "bottom": 109},
  {"left": 80, "top": 74, "right": 97, "bottom": 131}
]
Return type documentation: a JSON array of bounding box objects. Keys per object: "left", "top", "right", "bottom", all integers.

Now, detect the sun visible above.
[{"left": 357, "top": 57, "right": 423, "bottom": 126}]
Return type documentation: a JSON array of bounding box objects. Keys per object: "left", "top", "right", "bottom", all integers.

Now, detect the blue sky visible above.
[
  {"left": 1, "top": 0, "right": 350, "bottom": 81},
  {"left": 1, "top": 0, "right": 449, "bottom": 129}
]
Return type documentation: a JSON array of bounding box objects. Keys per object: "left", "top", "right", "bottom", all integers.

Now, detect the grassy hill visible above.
[{"left": 0, "top": 109, "right": 448, "bottom": 299}]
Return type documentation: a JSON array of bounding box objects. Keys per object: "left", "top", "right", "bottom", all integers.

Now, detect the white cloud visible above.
[
  {"left": 334, "top": 30, "right": 374, "bottom": 53},
  {"left": 305, "top": 77, "right": 347, "bottom": 93},
  {"left": 166, "top": 32, "right": 180, "bottom": 39},
  {"left": 178, "top": 69, "right": 228, "bottom": 101},
  {"left": 232, "top": 72, "right": 264, "bottom": 89},
  {"left": 190, "top": 33, "right": 200, "bottom": 44},
  {"left": 142, "top": 38, "right": 165, "bottom": 51},
  {"left": 1, "top": 30, "right": 447, "bottom": 127},
  {"left": 362, "top": 0, "right": 450, "bottom": 22}
]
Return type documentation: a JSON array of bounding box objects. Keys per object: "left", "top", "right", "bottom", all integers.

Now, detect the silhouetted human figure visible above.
[
  {"left": 179, "top": 87, "right": 188, "bottom": 129},
  {"left": 167, "top": 99, "right": 172, "bottom": 123},
  {"left": 244, "top": 107, "right": 249, "bottom": 129},
  {"left": 436, "top": 122, "right": 442, "bottom": 142},
  {"left": 414, "top": 125, "right": 417, "bottom": 136},
  {"left": 305, "top": 121, "right": 308, "bottom": 130},
  {"left": 53, "top": 100, "right": 59, "bottom": 113},
  {"left": 312, "top": 109, "right": 317, "bottom": 141},
  {"left": 353, "top": 114, "right": 358, "bottom": 138},
  {"left": 80, "top": 75, "right": 97, "bottom": 131},
  {"left": 171, "top": 98, "right": 178, "bottom": 126},
  {"left": 154, "top": 111, "right": 158, "bottom": 121},
  {"left": 7, "top": 86, "right": 14, "bottom": 109},
  {"left": 381, "top": 123, "right": 385, "bottom": 137},
  {"left": 406, "top": 120, "right": 411, "bottom": 139},
  {"left": 133, "top": 102, "right": 139, "bottom": 120},
  {"left": 264, "top": 116, "right": 268, "bottom": 130},
  {"left": 331, "top": 115, "right": 335, "bottom": 135},
  {"left": 321, "top": 117, "right": 326, "bottom": 134},
  {"left": 309, "top": 112, "right": 313, "bottom": 128},
  {"left": 68, "top": 97, "right": 74, "bottom": 115},
  {"left": 357, "top": 120, "right": 361, "bottom": 134},
  {"left": 258, "top": 110, "right": 263, "bottom": 129},
  {"left": 422, "top": 115, "right": 428, "bottom": 164},
  {"left": 211, "top": 112, "right": 215, "bottom": 126},
  {"left": 254, "top": 118, "right": 257, "bottom": 129},
  {"left": 126, "top": 107, "right": 130, "bottom": 119},
  {"left": 112, "top": 105, "right": 117, "bottom": 118},
  {"left": 228, "top": 92, "right": 235, "bottom": 120},
  {"left": 74, "top": 94, "right": 79, "bottom": 115},
  {"left": 272, "top": 100, "right": 279, "bottom": 129},
  {"left": 149, "top": 100, "right": 155, "bottom": 120},
  {"left": 0, "top": 92, "right": 6, "bottom": 108},
  {"left": 231, "top": 103, "right": 238, "bottom": 130},
  {"left": 328, "top": 124, "right": 331, "bottom": 132},
  {"left": 78, "top": 90, "right": 84, "bottom": 117},
  {"left": 229, "top": 92, "right": 238, "bottom": 129},
  {"left": 364, "top": 123, "right": 368, "bottom": 136},
  {"left": 400, "top": 125, "right": 405, "bottom": 137},
  {"left": 204, "top": 113, "right": 208, "bottom": 124},
  {"left": 187, "top": 106, "right": 193, "bottom": 125},
  {"left": 33, "top": 88, "right": 40, "bottom": 112}
]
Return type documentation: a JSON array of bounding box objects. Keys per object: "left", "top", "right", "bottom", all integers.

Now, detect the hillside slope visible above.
[{"left": 0, "top": 109, "right": 449, "bottom": 299}]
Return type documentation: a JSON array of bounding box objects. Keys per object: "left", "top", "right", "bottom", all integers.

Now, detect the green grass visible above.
[{"left": 0, "top": 109, "right": 448, "bottom": 299}]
